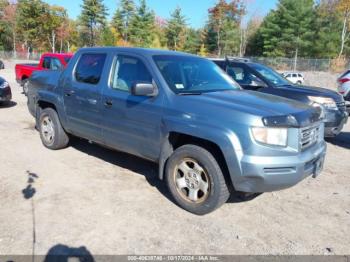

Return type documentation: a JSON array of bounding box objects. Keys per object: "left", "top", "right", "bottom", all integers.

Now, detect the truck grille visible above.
[
  {"left": 337, "top": 101, "right": 346, "bottom": 111},
  {"left": 301, "top": 125, "right": 320, "bottom": 150}
]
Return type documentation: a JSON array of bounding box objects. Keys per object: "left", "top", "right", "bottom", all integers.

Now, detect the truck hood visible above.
[
  {"left": 279, "top": 84, "right": 343, "bottom": 102},
  {"left": 176, "top": 90, "right": 321, "bottom": 127}
]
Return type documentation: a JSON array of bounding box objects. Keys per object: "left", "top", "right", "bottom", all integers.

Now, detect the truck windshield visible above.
[
  {"left": 153, "top": 55, "right": 240, "bottom": 94},
  {"left": 250, "top": 63, "right": 291, "bottom": 87}
]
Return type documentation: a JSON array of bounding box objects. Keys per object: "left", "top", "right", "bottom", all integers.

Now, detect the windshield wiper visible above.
[
  {"left": 276, "top": 84, "right": 292, "bottom": 87},
  {"left": 177, "top": 92, "right": 202, "bottom": 95}
]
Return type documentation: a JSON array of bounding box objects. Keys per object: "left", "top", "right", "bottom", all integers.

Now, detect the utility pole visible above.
[{"left": 294, "top": 47, "right": 298, "bottom": 71}]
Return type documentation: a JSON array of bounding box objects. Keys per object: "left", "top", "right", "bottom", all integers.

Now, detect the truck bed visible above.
[{"left": 18, "top": 63, "right": 39, "bottom": 67}]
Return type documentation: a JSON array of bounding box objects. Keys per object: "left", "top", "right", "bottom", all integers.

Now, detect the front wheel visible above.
[
  {"left": 165, "top": 145, "right": 230, "bottom": 215},
  {"left": 39, "top": 108, "right": 69, "bottom": 150}
]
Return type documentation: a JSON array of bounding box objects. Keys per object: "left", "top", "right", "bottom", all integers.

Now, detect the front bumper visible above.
[
  {"left": 233, "top": 141, "right": 327, "bottom": 193},
  {"left": 324, "top": 109, "right": 348, "bottom": 137},
  {"left": 0, "top": 86, "right": 12, "bottom": 102}
]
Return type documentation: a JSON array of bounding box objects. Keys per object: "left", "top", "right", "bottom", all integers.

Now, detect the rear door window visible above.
[{"left": 75, "top": 53, "right": 107, "bottom": 85}]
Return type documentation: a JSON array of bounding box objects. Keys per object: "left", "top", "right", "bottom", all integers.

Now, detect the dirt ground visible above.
[{"left": 0, "top": 60, "right": 350, "bottom": 256}]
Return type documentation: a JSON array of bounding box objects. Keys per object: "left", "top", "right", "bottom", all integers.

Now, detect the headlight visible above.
[
  {"left": 310, "top": 102, "right": 325, "bottom": 119},
  {"left": 251, "top": 127, "right": 288, "bottom": 147},
  {"left": 0, "top": 81, "right": 9, "bottom": 89},
  {"left": 308, "top": 96, "right": 337, "bottom": 110}
]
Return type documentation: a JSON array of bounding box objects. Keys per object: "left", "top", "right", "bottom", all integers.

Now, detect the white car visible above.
[{"left": 282, "top": 72, "right": 304, "bottom": 84}]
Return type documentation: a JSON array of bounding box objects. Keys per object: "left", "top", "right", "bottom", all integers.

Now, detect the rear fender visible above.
[{"left": 36, "top": 90, "right": 68, "bottom": 129}]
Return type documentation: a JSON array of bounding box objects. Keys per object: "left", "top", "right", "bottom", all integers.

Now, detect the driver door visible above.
[{"left": 101, "top": 53, "right": 164, "bottom": 160}]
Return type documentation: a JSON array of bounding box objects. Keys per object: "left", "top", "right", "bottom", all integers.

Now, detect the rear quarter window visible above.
[{"left": 75, "top": 53, "right": 107, "bottom": 85}]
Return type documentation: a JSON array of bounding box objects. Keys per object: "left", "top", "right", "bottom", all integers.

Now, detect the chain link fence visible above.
[
  {"left": 1, "top": 50, "right": 349, "bottom": 72},
  {"left": 249, "top": 57, "right": 336, "bottom": 72},
  {"left": 0, "top": 51, "right": 42, "bottom": 61}
]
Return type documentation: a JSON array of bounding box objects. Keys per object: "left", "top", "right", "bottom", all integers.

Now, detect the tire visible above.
[
  {"left": 22, "top": 79, "right": 29, "bottom": 96},
  {"left": 297, "top": 81, "right": 302, "bottom": 85},
  {"left": 39, "top": 108, "right": 69, "bottom": 150},
  {"left": 165, "top": 144, "right": 230, "bottom": 215}
]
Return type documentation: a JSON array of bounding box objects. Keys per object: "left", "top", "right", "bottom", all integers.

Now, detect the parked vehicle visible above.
[
  {"left": 0, "top": 76, "right": 12, "bottom": 104},
  {"left": 15, "top": 53, "right": 73, "bottom": 95},
  {"left": 0, "top": 60, "right": 4, "bottom": 69},
  {"left": 27, "top": 48, "right": 326, "bottom": 215},
  {"left": 337, "top": 70, "right": 350, "bottom": 100},
  {"left": 282, "top": 72, "right": 304, "bottom": 84},
  {"left": 212, "top": 58, "right": 348, "bottom": 137}
]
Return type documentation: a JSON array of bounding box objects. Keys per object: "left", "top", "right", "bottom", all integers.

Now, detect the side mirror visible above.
[{"left": 131, "top": 82, "right": 157, "bottom": 96}]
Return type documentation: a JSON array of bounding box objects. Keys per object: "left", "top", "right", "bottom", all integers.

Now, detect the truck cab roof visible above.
[{"left": 77, "top": 47, "right": 198, "bottom": 58}]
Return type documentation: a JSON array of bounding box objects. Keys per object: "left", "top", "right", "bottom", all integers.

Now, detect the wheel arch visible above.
[
  {"left": 159, "top": 131, "right": 236, "bottom": 191},
  {"left": 35, "top": 96, "right": 68, "bottom": 132}
]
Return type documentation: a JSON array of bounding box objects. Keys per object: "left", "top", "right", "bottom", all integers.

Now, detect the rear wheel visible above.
[
  {"left": 39, "top": 108, "right": 69, "bottom": 150},
  {"left": 165, "top": 145, "right": 230, "bottom": 215}
]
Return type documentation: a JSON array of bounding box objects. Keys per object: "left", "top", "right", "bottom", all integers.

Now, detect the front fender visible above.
[{"left": 158, "top": 116, "right": 244, "bottom": 185}]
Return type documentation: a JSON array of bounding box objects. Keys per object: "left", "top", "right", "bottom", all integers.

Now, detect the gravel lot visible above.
[{"left": 0, "top": 60, "right": 350, "bottom": 256}]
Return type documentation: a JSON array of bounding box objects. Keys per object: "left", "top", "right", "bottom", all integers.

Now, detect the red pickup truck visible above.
[{"left": 15, "top": 53, "right": 73, "bottom": 95}]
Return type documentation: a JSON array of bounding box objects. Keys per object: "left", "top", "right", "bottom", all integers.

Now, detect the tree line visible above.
[{"left": 0, "top": 0, "right": 349, "bottom": 59}]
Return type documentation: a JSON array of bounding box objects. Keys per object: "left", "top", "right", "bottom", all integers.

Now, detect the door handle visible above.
[
  {"left": 65, "top": 90, "right": 75, "bottom": 97},
  {"left": 104, "top": 100, "right": 113, "bottom": 107},
  {"left": 87, "top": 98, "right": 97, "bottom": 105}
]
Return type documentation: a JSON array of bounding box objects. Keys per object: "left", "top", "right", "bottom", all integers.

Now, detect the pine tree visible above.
[
  {"left": 17, "top": 0, "right": 47, "bottom": 51},
  {"left": 0, "top": 0, "right": 12, "bottom": 51},
  {"left": 100, "top": 25, "right": 117, "bottom": 46},
  {"left": 258, "top": 0, "right": 315, "bottom": 57},
  {"left": 165, "top": 7, "right": 187, "bottom": 51},
  {"left": 313, "top": 1, "right": 342, "bottom": 58},
  {"left": 112, "top": 0, "right": 135, "bottom": 43},
  {"left": 80, "top": 0, "right": 108, "bottom": 46},
  {"left": 129, "top": 0, "right": 155, "bottom": 47},
  {"left": 183, "top": 28, "right": 201, "bottom": 54},
  {"left": 152, "top": 17, "right": 168, "bottom": 49}
]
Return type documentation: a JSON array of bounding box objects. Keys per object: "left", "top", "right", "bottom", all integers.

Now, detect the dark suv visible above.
[{"left": 212, "top": 58, "right": 348, "bottom": 137}]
